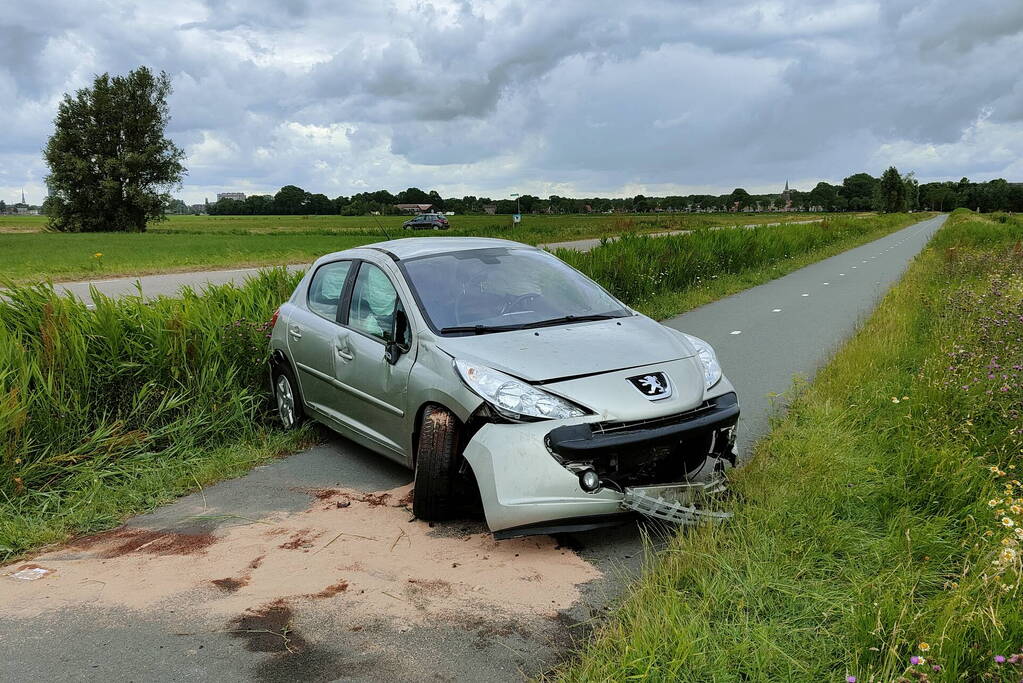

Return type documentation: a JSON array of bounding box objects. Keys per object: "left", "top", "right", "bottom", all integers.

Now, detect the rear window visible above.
[{"left": 307, "top": 261, "right": 352, "bottom": 320}]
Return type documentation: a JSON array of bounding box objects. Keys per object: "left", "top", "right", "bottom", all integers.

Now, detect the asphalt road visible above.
[
  {"left": 0, "top": 214, "right": 945, "bottom": 682},
  {"left": 48, "top": 217, "right": 822, "bottom": 305}
]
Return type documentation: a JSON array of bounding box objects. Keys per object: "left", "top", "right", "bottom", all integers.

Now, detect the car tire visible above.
[
  {"left": 272, "top": 363, "right": 306, "bottom": 430},
  {"left": 412, "top": 405, "right": 460, "bottom": 520}
]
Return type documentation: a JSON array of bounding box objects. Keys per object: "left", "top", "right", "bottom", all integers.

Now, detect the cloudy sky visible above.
[{"left": 2, "top": 0, "right": 1022, "bottom": 205}]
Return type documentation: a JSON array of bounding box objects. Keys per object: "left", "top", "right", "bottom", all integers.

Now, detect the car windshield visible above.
[{"left": 402, "top": 247, "right": 631, "bottom": 334}]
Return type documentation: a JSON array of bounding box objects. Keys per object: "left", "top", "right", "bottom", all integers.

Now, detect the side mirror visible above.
[{"left": 385, "top": 309, "right": 410, "bottom": 365}]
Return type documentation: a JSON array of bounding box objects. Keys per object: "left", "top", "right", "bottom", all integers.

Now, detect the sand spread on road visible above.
[{"left": 0, "top": 485, "right": 602, "bottom": 627}]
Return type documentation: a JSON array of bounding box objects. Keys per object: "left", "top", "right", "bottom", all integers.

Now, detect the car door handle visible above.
[
  {"left": 335, "top": 340, "right": 354, "bottom": 361},
  {"left": 288, "top": 325, "right": 302, "bottom": 340}
]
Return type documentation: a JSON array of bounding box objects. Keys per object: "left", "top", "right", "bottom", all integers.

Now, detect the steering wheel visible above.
[{"left": 500, "top": 292, "right": 541, "bottom": 316}]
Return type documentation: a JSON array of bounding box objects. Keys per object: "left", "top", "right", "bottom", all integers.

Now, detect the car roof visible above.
[{"left": 317, "top": 237, "right": 538, "bottom": 263}]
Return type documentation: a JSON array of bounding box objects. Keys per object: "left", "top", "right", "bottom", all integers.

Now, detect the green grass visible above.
[
  {"left": 556, "top": 209, "right": 1023, "bottom": 681},
  {"left": 0, "top": 212, "right": 826, "bottom": 283}
]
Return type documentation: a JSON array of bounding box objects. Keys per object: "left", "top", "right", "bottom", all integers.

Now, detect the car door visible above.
[
  {"left": 286, "top": 260, "right": 353, "bottom": 415},
  {"left": 332, "top": 259, "right": 416, "bottom": 455}
]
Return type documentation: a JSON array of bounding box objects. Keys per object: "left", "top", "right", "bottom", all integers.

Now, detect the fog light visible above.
[{"left": 579, "top": 469, "right": 601, "bottom": 492}]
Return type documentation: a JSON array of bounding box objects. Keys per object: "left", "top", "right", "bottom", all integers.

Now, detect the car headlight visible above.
[
  {"left": 454, "top": 360, "right": 586, "bottom": 421},
  {"left": 684, "top": 334, "right": 722, "bottom": 389}
]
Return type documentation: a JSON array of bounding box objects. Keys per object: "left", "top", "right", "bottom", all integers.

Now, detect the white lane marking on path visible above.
[
  {"left": 801, "top": 293, "right": 809, "bottom": 297},
  {"left": 772, "top": 308, "right": 782, "bottom": 312},
  {"left": 840, "top": 273, "right": 846, "bottom": 276},
  {"left": 823, "top": 282, "right": 830, "bottom": 285},
  {"left": 730, "top": 330, "right": 742, "bottom": 335}
]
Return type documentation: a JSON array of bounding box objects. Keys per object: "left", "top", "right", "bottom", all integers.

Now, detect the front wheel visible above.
[
  {"left": 412, "top": 405, "right": 461, "bottom": 520},
  {"left": 272, "top": 364, "right": 305, "bottom": 429}
]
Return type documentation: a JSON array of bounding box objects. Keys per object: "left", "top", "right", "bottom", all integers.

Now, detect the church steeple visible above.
[{"left": 21, "top": 188, "right": 26, "bottom": 204}]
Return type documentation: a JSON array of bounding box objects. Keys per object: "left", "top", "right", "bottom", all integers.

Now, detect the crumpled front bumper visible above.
[{"left": 462, "top": 393, "right": 739, "bottom": 538}]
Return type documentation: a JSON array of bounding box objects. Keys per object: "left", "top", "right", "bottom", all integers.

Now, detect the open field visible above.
[
  {"left": 557, "top": 210, "right": 1023, "bottom": 681},
  {"left": 0, "top": 212, "right": 828, "bottom": 283}
]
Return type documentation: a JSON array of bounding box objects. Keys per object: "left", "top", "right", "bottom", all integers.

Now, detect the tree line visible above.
[{"left": 190, "top": 170, "right": 1023, "bottom": 217}]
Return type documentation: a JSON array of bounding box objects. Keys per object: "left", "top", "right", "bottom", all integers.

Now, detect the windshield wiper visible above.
[
  {"left": 439, "top": 323, "right": 526, "bottom": 335},
  {"left": 441, "top": 314, "right": 626, "bottom": 335},
  {"left": 520, "top": 314, "right": 625, "bottom": 329}
]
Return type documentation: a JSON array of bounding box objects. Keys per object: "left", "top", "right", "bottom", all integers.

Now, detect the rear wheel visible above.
[
  {"left": 272, "top": 364, "right": 305, "bottom": 429},
  {"left": 412, "top": 405, "right": 461, "bottom": 520}
]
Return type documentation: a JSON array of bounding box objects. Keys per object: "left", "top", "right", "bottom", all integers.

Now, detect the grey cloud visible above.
[{"left": 1, "top": 0, "right": 1022, "bottom": 205}]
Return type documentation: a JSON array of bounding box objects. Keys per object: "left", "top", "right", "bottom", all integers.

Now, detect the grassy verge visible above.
[
  {"left": 0, "top": 212, "right": 827, "bottom": 283},
  {"left": 558, "top": 213, "right": 928, "bottom": 319},
  {"left": 557, "top": 209, "right": 1023, "bottom": 681},
  {"left": 0, "top": 269, "right": 310, "bottom": 560}
]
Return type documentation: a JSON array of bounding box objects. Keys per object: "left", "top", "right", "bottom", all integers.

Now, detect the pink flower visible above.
[
  {"left": 846, "top": 677, "right": 856, "bottom": 683},
  {"left": 911, "top": 656, "right": 921, "bottom": 665},
  {"left": 995, "top": 655, "right": 1006, "bottom": 663}
]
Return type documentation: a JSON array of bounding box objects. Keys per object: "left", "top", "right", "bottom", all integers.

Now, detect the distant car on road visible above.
[
  {"left": 402, "top": 213, "right": 449, "bottom": 230},
  {"left": 268, "top": 238, "right": 738, "bottom": 538}
]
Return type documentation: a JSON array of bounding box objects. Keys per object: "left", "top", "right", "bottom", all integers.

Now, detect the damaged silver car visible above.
[{"left": 269, "top": 237, "right": 738, "bottom": 538}]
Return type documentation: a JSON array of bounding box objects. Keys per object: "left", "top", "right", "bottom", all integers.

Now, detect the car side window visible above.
[
  {"left": 347, "top": 263, "right": 405, "bottom": 343},
  {"left": 307, "top": 261, "right": 352, "bottom": 321}
]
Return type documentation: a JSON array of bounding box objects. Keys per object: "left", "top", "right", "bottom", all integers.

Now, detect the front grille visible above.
[{"left": 591, "top": 400, "right": 716, "bottom": 435}]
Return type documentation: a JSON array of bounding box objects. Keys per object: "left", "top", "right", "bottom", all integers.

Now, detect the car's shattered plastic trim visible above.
[{"left": 621, "top": 476, "right": 732, "bottom": 524}]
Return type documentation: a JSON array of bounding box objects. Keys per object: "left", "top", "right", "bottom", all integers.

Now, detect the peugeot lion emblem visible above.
[{"left": 627, "top": 371, "right": 672, "bottom": 401}]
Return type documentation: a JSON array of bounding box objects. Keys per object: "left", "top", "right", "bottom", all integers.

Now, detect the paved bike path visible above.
[{"left": 0, "top": 215, "right": 945, "bottom": 683}]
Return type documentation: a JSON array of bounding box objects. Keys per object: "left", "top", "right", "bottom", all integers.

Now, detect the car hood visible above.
[{"left": 432, "top": 314, "right": 694, "bottom": 382}]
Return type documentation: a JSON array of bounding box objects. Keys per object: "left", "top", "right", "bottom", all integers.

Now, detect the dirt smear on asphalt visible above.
[{"left": 0, "top": 484, "right": 602, "bottom": 630}]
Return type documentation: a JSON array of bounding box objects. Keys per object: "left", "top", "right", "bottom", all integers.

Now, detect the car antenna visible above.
[{"left": 370, "top": 213, "right": 393, "bottom": 241}]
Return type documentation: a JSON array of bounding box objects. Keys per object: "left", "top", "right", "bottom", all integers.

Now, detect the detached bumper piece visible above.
[{"left": 621, "top": 477, "right": 731, "bottom": 524}]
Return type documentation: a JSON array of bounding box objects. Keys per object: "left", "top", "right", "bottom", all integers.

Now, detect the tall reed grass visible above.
[
  {"left": 0, "top": 268, "right": 302, "bottom": 559},
  {"left": 557, "top": 213, "right": 917, "bottom": 306}
]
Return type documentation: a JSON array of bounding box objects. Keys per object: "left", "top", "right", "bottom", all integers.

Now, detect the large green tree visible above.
[
  {"left": 44, "top": 66, "right": 185, "bottom": 232},
  {"left": 877, "top": 166, "right": 907, "bottom": 213}
]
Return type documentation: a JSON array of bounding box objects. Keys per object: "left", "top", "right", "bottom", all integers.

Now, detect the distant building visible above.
[
  {"left": 482, "top": 204, "right": 498, "bottom": 215},
  {"left": 394, "top": 203, "right": 433, "bottom": 214},
  {"left": 217, "top": 192, "right": 246, "bottom": 202},
  {"left": 780, "top": 181, "right": 793, "bottom": 211}
]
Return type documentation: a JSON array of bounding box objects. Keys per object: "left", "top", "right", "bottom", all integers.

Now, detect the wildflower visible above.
[
  {"left": 991, "top": 466, "right": 1001, "bottom": 473},
  {"left": 846, "top": 677, "right": 856, "bottom": 683},
  {"left": 902, "top": 396, "right": 910, "bottom": 400},
  {"left": 891, "top": 397, "right": 900, "bottom": 403},
  {"left": 919, "top": 642, "right": 930, "bottom": 652},
  {"left": 93, "top": 252, "right": 103, "bottom": 258},
  {"left": 999, "top": 547, "right": 1017, "bottom": 563},
  {"left": 910, "top": 656, "right": 923, "bottom": 665},
  {"left": 932, "top": 665, "right": 942, "bottom": 672},
  {"left": 990, "top": 499, "right": 1001, "bottom": 507},
  {"left": 1012, "top": 505, "right": 1022, "bottom": 515},
  {"left": 1003, "top": 517, "right": 1015, "bottom": 528},
  {"left": 995, "top": 655, "right": 1006, "bottom": 663}
]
